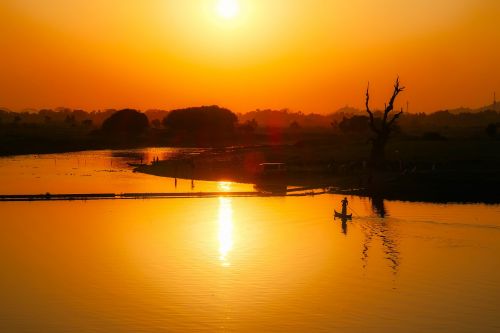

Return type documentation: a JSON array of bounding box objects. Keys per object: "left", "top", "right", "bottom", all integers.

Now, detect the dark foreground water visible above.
[{"left": 0, "top": 150, "right": 499, "bottom": 332}]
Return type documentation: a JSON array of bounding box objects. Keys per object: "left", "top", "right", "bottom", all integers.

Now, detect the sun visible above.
[{"left": 216, "top": 0, "right": 240, "bottom": 19}]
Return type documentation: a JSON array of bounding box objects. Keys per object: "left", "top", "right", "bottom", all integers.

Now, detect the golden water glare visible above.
[
  {"left": 0, "top": 193, "right": 499, "bottom": 331},
  {"left": 218, "top": 197, "right": 234, "bottom": 267}
]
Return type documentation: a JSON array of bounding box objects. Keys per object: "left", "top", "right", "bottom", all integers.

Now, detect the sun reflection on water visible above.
[
  {"left": 218, "top": 181, "right": 233, "bottom": 192},
  {"left": 218, "top": 197, "right": 234, "bottom": 267}
]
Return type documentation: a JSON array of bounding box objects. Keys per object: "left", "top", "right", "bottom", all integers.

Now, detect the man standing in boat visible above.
[{"left": 341, "top": 197, "right": 349, "bottom": 216}]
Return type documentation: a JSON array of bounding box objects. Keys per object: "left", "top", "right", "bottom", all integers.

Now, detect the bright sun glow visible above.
[
  {"left": 217, "top": 0, "right": 240, "bottom": 19},
  {"left": 217, "top": 181, "right": 232, "bottom": 192}
]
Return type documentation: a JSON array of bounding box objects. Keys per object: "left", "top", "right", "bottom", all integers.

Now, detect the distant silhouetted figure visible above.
[{"left": 341, "top": 197, "right": 349, "bottom": 216}]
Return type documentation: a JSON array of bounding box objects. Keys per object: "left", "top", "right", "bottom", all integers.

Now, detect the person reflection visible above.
[{"left": 341, "top": 218, "right": 348, "bottom": 235}]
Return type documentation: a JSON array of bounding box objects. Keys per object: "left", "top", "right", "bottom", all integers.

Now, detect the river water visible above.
[{"left": 0, "top": 149, "right": 499, "bottom": 332}]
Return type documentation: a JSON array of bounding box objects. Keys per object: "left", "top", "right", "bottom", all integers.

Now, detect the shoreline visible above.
[
  {"left": 1, "top": 143, "right": 498, "bottom": 204},
  {"left": 135, "top": 145, "right": 500, "bottom": 204}
]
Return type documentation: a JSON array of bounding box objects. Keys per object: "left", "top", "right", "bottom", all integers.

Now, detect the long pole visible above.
[{"left": 348, "top": 206, "right": 362, "bottom": 217}]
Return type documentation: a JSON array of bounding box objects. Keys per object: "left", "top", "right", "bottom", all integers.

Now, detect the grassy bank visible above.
[{"left": 136, "top": 138, "right": 500, "bottom": 203}]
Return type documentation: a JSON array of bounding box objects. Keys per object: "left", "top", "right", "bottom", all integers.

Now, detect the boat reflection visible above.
[
  {"left": 334, "top": 215, "right": 351, "bottom": 235},
  {"left": 218, "top": 197, "right": 234, "bottom": 267},
  {"left": 333, "top": 197, "right": 400, "bottom": 273},
  {"left": 341, "top": 218, "right": 348, "bottom": 235}
]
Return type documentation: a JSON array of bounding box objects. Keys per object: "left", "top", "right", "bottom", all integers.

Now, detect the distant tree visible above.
[
  {"left": 44, "top": 116, "right": 52, "bottom": 124},
  {"left": 65, "top": 114, "right": 76, "bottom": 126},
  {"left": 289, "top": 120, "right": 301, "bottom": 131},
  {"left": 82, "top": 119, "right": 93, "bottom": 128},
  {"left": 365, "top": 77, "right": 405, "bottom": 170},
  {"left": 72, "top": 109, "right": 88, "bottom": 122},
  {"left": 486, "top": 123, "right": 497, "bottom": 138},
  {"left": 238, "top": 108, "right": 332, "bottom": 128},
  {"left": 331, "top": 120, "right": 339, "bottom": 131},
  {"left": 145, "top": 109, "right": 170, "bottom": 124},
  {"left": 238, "top": 119, "right": 258, "bottom": 134},
  {"left": 102, "top": 109, "right": 149, "bottom": 135},
  {"left": 422, "top": 131, "right": 446, "bottom": 141},
  {"left": 339, "top": 115, "right": 370, "bottom": 133},
  {"left": 162, "top": 105, "right": 237, "bottom": 135},
  {"left": 13, "top": 115, "right": 21, "bottom": 124},
  {"left": 151, "top": 119, "right": 162, "bottom": 129}
]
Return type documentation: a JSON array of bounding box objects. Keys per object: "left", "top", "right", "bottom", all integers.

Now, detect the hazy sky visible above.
[{"left": 1, "top": 0, "right": 499, "bottom": 113}]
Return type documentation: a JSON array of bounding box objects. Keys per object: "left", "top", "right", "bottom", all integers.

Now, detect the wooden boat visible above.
[{"left": 334, "top": 210, "right": 352, "bottom": 219}]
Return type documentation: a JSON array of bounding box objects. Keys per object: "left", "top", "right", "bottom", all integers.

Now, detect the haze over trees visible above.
[{"left": 338, "top": 115, "right": 371, "bottom": 133}]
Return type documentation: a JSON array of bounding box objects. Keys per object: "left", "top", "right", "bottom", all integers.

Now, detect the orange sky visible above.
[{"left": 1, "top": 0, "right": 499, "bottom": 114}]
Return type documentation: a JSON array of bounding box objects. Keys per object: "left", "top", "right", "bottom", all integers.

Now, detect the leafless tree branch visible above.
[
  {"left": 364, "top": 77, "right": 405, "bottom": 171},
  {"left": 365, "top": 82, "right": 381, "bottom": 134},
  {"left": 388, "top": 108, "right": 404, "bottom": 128},
  {"left": 382, "top": 76, "right": 405, "bottom": 127}
]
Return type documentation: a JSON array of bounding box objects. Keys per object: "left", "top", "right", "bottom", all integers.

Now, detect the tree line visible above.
[{"left": 1, "top": 104, "right": 499, "bottom": 137}]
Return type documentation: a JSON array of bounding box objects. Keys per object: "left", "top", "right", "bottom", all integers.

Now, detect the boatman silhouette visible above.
[{"left": 341, "top": 197, "right": 349, "bottom": 216}]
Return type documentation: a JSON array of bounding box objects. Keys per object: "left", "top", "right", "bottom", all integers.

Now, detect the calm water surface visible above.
[
  {"left": 0, "top": 150, "right": 499, "bottom": 332},
  {"left": 0, "top": 148, "right": 254, "bottom": 194}
]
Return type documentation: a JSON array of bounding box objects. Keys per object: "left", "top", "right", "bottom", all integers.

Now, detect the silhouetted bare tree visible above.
[{"left": 365, "top": 77, "right": 405, "bottom": 170}]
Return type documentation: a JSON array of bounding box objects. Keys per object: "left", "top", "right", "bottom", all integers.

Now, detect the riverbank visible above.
[
  {"left": 135, "top": 141, "right": 500, "bottom": 203},
  {"left": 2, "top": 130, "right": 499, "bottom": 203}
]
